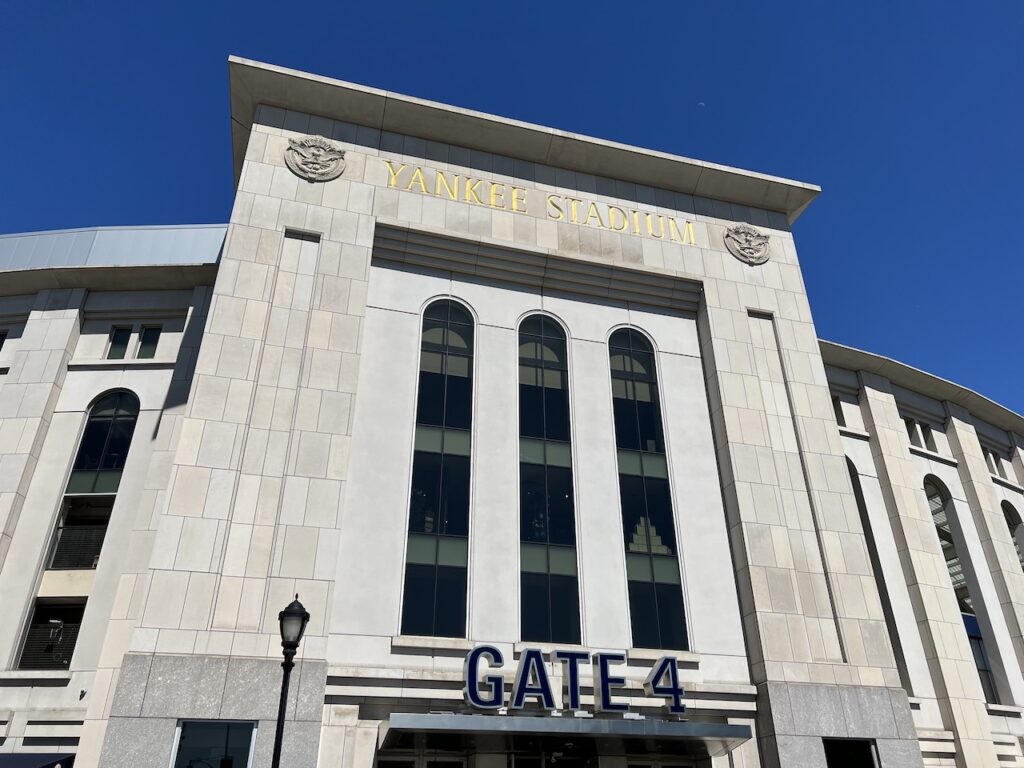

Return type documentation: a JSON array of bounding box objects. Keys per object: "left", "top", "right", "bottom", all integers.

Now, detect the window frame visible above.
[
  {"left": 607, "top": 326, "right": 690, "bottom": 651},
  {"left": 398, "top": 297, "right": 477, "bottom": 639},
  {"left": 16, "top": 597, "right": 87, "bottom": 671},
  {"left": 168, "top": 719, "right": 258, "bottom": 768},
  {"left": 515, "top": 312, "right": 583, "bottom": 645},
  {"left": 105, "top": 326, "right": 133, "bottom": 360},
  {"left": 136, "top": 324, "right": 163, "bottom": 359}
]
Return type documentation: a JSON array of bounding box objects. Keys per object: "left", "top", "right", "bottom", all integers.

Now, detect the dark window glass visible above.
[
  {"left": 440, "top": 453, "right": 470, "bottom": 536},
  {"left": 549, "top": 573, "right": 581, "bottom": 644},
  {"left": 401, "top": 561, "right": 467, "bottom": 638},
  {"left": 66, "top": 391, "right": 140, "bottom": 494},
  {"left": 401, "top": 563, "right": 436, "bottom": 635},
  {"left": 173, "top": 721, "right": 254, "bottom": 768},
  {"left": 0, "top": 330, "right": 7, "bottom": 352},
  {"left": 1002, "top": 501, "right": 1023, "bottom": 569},
  {"left": 49, "top": 497, "right": 113, "bottom": 570},
  {"left": 520, "top": 462, "right": 548, "bottom": 542},
  {"left": 402, "top": 300, "right": 473, "bottom": 638},
  {"left": 107, "top": 327, "right": 132, "bottom": 360},
  {"left": 409, "top": 451, "right": 441, "bottom": 534},
  {"left": 928, "top": 478, "right": 998, "bottom": 703},
  {"left": 521, "top": 571, "right": 549, "bottom": 641},
  {"left": 822, "top": 738, "right": 878, "bottom": 768},
  {"left": 628, "top": 580, "right": 659, "bottom": 649},
  {"left": 137, "top": 326, "right": 161, "bottom": 359},
  {"left": 655, "top": 581, "right": 688, "bottom": 649},
  {"left": 520, "top": 550, "right": 581, "bottom": 645},
  {"left": 546, "top": 465, "right": 575, "bottom": 546},
  {"left": 18, "top": 600, "right": 85, "bottom": 670},
  {"left": 644, "top": 476, "right": 676, "bottom": 554},
  {"left": 518, "top": 316, "right": 580, "bottom": 644},
  {"left": 610, "top": 329, "right": 687, "bottom": 649}
]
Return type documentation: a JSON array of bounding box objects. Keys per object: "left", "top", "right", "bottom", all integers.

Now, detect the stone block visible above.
[
  {"left": 875, "top": 738, "right": 925, "bottom": 767},
  {"left": 98, "top": 717, "right": 178, "bottom": 768},
  {"left": 108, "top": 653, "right": 153, "bottom": 717}
]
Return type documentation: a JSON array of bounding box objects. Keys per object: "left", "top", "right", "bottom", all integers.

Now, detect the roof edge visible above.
[
  {"left": 227, "top": 56, "right": 820, "bottom": 222},
  {"left": 819, "top": 339, "right": 1024, "bottom": 437}
]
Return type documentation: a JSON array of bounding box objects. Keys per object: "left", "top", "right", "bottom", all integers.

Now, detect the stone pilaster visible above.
[
  {"left": 0, "top": 288, "right": 84, "bottom": 568},
  {"left": 858, "top": 373, "right": 998, "bottom": 767},
  {"left": 944, "top": 403, "right": 1024, "bottom": 705}
]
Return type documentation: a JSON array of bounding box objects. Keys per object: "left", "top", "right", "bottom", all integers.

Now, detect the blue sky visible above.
[{"left": 3, "top": 2, "right": 1022, "bottom": 412}]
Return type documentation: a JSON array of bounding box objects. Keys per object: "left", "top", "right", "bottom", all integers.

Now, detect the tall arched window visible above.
[
  {"left": 609, "top": 329, "right": 687, "bottom": 650},
  {"left": 1002, "top": 500, "right": 1023, "bottom": 570},
  {"left": 519, "top": 315, "right": 580, "bottom": 643},
  {"left": 401, "top": 300, "right": 473, "bottom": 637},
  {"left": 20, "top": 390, "right": 140, "bottom": 669},
  {"left": 65, "top": 391, "right": 140, "bottom": 494},
  {"left": 925, "top": 478, "right": 998, "bottom": 703}
]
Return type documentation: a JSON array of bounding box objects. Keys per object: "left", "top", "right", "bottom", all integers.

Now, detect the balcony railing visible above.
[
  {"left": 48, "top": 525, "right": 107, "bottom": 570},
  {"left": 17, "top": 622, "right": 81, "bottom": 670}
]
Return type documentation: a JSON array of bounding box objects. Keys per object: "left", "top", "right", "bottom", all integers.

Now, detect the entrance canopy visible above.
[
  {"left": 0, "top": 756, "right": 75, "bottom": 768},
  {"left": 380, "top": 713, "right": 751, "bottom": 759}
]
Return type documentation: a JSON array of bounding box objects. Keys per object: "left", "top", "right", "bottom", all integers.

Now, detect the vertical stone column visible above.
[
  {"left": 944, "top": 403, "right": 1024, "bottom": 704},
  {"left": 76, "top": 285, "right": 212, "bottom": 768},
  {"left": 858, "top": 373, "right": 998, "bottom": 767},
  {"left": 0, "top": 288, "right": 84, "bottom": 568}
]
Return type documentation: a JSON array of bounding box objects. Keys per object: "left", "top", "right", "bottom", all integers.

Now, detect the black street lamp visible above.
[{"left": 271, "top": 595, "right": 310, "bottom": 768}]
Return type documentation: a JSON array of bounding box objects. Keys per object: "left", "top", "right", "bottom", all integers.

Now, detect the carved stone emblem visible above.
[
  {"left": 284, "top": 135, "right": 346, "bottom": 182},
  {"left": 723, "top": 223, "right": 770, "bottom": 265}
]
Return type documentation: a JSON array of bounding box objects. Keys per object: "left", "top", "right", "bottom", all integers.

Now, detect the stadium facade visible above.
[{"left": 0, "top": 58, "right": 1021, "bottom": 768}]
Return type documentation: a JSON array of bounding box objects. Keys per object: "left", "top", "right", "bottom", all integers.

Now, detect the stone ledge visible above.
[
  {"left": 908, "top": 444, "right": 958, "bottom": 467},
  {"left": 0, "top": 670, "right": 72, "bottom": 687}
]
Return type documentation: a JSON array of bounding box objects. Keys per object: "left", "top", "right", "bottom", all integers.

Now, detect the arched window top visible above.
[
  {"left": 925, "top": 476, "right": 973, "bottom": 614},
  {"left": 609, "top": 328, "right": 658, "bottom": 386},
  {"left": 519, "top": 314, "right": 568, "bottom": 372},
  {"left": 90, "top": 390, "right": 139, "bottom": 418},
  {"left": 424, "top": 298, "right": 473, "bottom": 326},
  {"left": 1003, "top": 500, "right": 1022, "bottom": 531},
  {"left": 66, "top": 390, "right": 140, "bottom": 495},
  {"left": 1003, "top": 501, "right": 1023, "bottom": 569},
  {"left": 422, "top": 299, "right": 474, "bottom": 358},
  {"left": 610, "top": 327, "right": 654, "bottom": 353}
]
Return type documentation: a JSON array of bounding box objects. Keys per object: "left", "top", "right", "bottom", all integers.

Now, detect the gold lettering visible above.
[
  {"left": 547, "top": 194, "right": 565, "bottom": 220},
  {"left": 632, "top": 210, "right": 642, "bottom": 234},
  {"left": 584, "top": 202, "right": 606, "bottom": 229},
  {"left": 464, "top": 178, "right": 484, "bottom": 205},
  {"left": 511, "top": 187, "right": 528, "bottom": 214},
  {"left": 384, "top": 160, "right": 407, "bottom": 188},
  {"left": 667, "top": 219, "right": 697, "bottom": 245},
  {"left": 608, "top": 206, "right": 628, "bottom": 232},
  {"left": 435, "top": 171, "right": 460, "bottom": 200},
  {"left": 567, "top": 198, "right": 583, "bottom": 224},
  {"left": 406, "top": 167, "right": 428, "bottom": 194},
  {"left": 489, "top": 183, "right": 506, "bottom": 209},
  {"left": 645, "top": 213, "right": 665, "bottom": 239}
]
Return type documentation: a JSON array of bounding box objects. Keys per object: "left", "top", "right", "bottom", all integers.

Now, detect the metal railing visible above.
[
  {"left": 48, "top": 525, "right": 107, "bottom": 570},
  {"left": 17, "top": 622, "right": 81, "bottom": 670}
]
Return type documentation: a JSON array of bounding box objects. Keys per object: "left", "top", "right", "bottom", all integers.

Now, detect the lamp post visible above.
[{"left": 271, "top": 595, "right": 310, "bottom": 768}]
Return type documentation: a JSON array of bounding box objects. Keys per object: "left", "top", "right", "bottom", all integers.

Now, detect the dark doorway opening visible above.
[{"left": 823, "top": 738, "right": 879, "bottom": 767}]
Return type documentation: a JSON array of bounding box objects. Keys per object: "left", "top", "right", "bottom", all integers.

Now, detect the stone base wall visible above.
[
  {"left": 757, "top": 682, "right": 924, "bottom": 768},
  {"left": 99, "top": 653, "right": 326, "bottom": 768}
]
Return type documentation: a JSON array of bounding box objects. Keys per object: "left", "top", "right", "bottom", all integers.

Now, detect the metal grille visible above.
[
  {"left": 49, "top": 525, "right": 107, "bottom": 570},
  {"left": 18, "top": 623, "right": 81, "bottom": 670}
]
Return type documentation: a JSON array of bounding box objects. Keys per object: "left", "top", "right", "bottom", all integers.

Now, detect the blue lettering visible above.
[
  {"left": 644, "top": 656, "right": 686, "bottom": 714},
  {"left": 510, "top": 648, "right": 556, "bottom": 710},
  {"left": 594, "top": 652, "right": 628, "bottom": 712},
  {"left": 463, "top": 645, "right": 504, "bottom": 709},
  {"left": 554, "top": 650, "right": 590, "bottom": 711}
]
